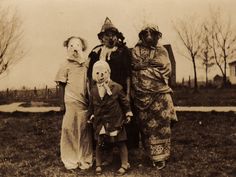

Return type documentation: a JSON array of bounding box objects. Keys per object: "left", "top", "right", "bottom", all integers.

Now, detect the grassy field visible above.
[
  {"left": 1, "top": 87, "right": 236, "bottom": 107},
  {"left": 0, "top": 111, "right": 236, "bottom": 177},
  {"left": 172, "top": 88, "right": 236, "bottom": 106}
]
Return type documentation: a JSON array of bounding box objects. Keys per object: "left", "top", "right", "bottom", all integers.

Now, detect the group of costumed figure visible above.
[{"left": 55, "top": 17, "right": 177, "bottom": 175}]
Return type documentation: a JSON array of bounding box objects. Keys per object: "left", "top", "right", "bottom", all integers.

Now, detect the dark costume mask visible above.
[{"left": 138, "top": 25, "right": 162, "bottom": 48}]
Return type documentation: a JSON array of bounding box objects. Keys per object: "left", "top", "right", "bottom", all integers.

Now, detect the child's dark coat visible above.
[{"left": 89, "top": 80, "right": 131, "bottom": 142}]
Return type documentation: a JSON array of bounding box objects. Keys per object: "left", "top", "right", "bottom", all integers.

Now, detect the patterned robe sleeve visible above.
[
  {"left": 131, "top": 47, "right": 150, "bottom": 70},
  {"left": 150, "top": 46, "right": 172, "bottom": 84}
]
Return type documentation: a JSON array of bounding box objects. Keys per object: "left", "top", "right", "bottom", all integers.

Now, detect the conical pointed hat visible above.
[{"left": 98, "top": 17, "right": 119, "bottom": 39}]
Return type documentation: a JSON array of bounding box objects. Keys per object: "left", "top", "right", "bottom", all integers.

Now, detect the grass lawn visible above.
[
  {"left": 0, "top": 111, "right": 236, "bottom": 177},
  {"left": 173, "top": 88, "right": 236, "bottom": 106}
]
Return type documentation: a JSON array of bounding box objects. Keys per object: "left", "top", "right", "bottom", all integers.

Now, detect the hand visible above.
[
  {"left": 125, "top": 116, "right": 131, "bottom": 124},
  {"left": 132, "top": 61, "right": 149, "bottom": 70},
  {"left": 149, "top": 60, "right": 163, "bottom": 67}
]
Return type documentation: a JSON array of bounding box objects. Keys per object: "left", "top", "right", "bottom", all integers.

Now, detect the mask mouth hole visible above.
[
  {"left": 109, "top": 40, "right": 114, "bottom": 46},
  {"left": 99, "top": 78, "right": 105, "bottom": 83}
]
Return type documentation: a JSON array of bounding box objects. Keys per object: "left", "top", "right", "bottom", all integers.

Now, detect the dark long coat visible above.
[
  {"left": 89, "top": 81, "right": 131, "bottom": 142},
  {"left": 87, "top": 44, "right": 140, "bottom": 148}
]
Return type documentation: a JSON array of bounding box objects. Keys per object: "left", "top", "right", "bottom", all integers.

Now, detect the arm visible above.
[
  {"left": 87, "top": 56, "right": 94, "bottom": 86},
  {"left": 126, "top": 77, "right": 131, "bottom": 102},
  {"left": 87, "top": 47, "right": 101, "bottom": 85},
  {"left": 124, "top": 47, "right": 132, "bottom": 101},
  {"left": 58, "top": 82, "right": 66, "bottom": 113},
  {"left": 131, "top": 47, "right": 149, "bottom": 70},
  {"left": 118, "top": 86, "right": 133, "bottom": 123},
  {"left": 87, "top": 90, "right": 95, "bottom": 124},
  {"left": 54, "top": 62, "right": 68, "bottom": 113},
  {"left": 150, "top": 46, "right": 172, "bottom": 84}
]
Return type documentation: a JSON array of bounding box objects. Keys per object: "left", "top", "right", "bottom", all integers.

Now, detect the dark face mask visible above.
[
  {"left": 102, "top": 31, "right": 118, "bottom": 48},
  {"left": 140, "top": 29, "right": 159, "bottom": 48}
]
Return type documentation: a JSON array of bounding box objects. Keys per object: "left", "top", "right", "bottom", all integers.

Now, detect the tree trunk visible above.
[
  {"left": 205, "top": 64, "right": 208, "bottom": 87},
  {"left": 223, "top": 59, "right": 227, "bottom": 87},
  {"left": 188, "top": 76, "right": 191, "bottom": 88},
  {"left": 192, "top": 56, "right": 198, "bottom": 92}
]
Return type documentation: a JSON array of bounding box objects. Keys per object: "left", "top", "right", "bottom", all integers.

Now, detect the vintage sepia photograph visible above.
[{"left": 0, "top": 0, "right": 236, "bottom": 176}]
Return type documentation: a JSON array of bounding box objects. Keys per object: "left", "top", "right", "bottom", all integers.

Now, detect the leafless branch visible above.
[{"left": 0, "top": 7, "right": 24, "bottom": 75}]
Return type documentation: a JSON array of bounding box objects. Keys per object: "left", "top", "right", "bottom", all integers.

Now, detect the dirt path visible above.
[
  {"left": 0, "top": 102, "right": 60, "bottom": 112},
  {"left": 1, "top": 103, "right": 236, "bottom": 113},
  {"left": 175, "top": 106, "right": 236, "bottom": 112}
]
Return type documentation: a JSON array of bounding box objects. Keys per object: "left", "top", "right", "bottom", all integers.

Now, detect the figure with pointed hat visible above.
[
  {"left": 97, "top": 17, "right": 124, "bottom": 43},
  {"left": 87, "top": 17, "right": 140, "bottom": 173},
  {"left": 87, "top": 17, "right": 129, "bottom": 91}
]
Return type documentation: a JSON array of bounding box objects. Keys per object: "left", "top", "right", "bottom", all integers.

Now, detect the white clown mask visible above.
[
  {"left": 92, "top": 60, "right": 111, "bottom": 84},
  {"left": 92, "top": 61, "right": 112, "bottom": 98}
]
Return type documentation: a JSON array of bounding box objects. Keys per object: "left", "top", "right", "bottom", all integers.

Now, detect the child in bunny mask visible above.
[
  {"left": 55, "top": 36, "right": 93, "bottom": 171},
  {"left": 88, "top": 60, "right": 133, "bottom": 175}
]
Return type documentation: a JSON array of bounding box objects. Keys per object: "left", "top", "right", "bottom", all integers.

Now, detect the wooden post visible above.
[
  {"left": 188, "top": 76, "right": 191, "bottom": 88},
  {"left": 182, "top": 77, "right": 185, "bottom": 87}
]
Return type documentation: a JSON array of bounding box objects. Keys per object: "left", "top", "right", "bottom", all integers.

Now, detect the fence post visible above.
[
  {"left": 188, "top": 76, "right": 191, "bottom": 88},
  {"left": 34, "top": 87, "right": 38, "bottom": 97},
  {"left": 45, "top": 85, "right": 49, "bottom": 99}
]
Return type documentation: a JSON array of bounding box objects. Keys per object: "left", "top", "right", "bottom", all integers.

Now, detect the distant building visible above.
[
  {"left": 228, "top": 59, "right": 236, "bottom": 85},
  {"left": 213, "top": 74, "right": 223, "bottom": 87}
]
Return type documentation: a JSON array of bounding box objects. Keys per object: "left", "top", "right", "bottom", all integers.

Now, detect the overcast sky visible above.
[{"left": 0, "top": 0, "right": 236, "bottom": 90}]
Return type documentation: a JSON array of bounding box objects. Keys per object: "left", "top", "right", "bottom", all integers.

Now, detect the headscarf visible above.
[{"left": 137, "top": 24, "right": 162, "bottom": 48}]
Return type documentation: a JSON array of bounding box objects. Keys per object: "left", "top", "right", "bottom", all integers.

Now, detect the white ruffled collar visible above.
[{"left": 99, "top": 45, "right": 118, "bottom": 61}]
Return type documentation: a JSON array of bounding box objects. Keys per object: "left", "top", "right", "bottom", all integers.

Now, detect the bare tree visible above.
[
  {"left": 0, "top": 7, "right": 24, "bottom": 75},
  {"left": 173, "top": 17, "right": 203, "bottom": 92},
  {"left": 205, "top": 8, "right": 236, "bottom": 87},
  {"left": 199, "top": 32, "right": 215, "bottom": 87}
]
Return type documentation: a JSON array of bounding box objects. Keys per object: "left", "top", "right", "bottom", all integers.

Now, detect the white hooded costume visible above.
[{"left": 55, "top": 37, "right": 93, "bottom": 170}]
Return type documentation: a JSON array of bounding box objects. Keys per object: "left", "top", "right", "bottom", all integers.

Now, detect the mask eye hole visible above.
[
  {"left": 142, "top": 31, "right": 148, "bottom": 36},
  {"left": 96, "top": 72, "right": 99, "bottom": 75}
]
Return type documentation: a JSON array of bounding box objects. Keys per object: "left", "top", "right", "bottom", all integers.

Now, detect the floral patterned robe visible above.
[{"left": 131, "top": 44, "right": 177, "bottom": 162}]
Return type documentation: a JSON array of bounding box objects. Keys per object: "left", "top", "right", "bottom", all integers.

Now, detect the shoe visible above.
[
  {"left": 79, "top": 162, "right": 92, "bottom": 170},
  {"left": 61, "top": 168, "right": 77, "bottom": 173},
  {"left": 115, "top": 165, "right": 130, "bottom": 176},
  {"left": 64, "top": 164, "right": 78, "bottom": 170},
  {"left": 153, "top": 161, "right": 166, "bottom": 170},
  {"left": 95, "top": 166, "right": 102, "bottom": 175}
]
